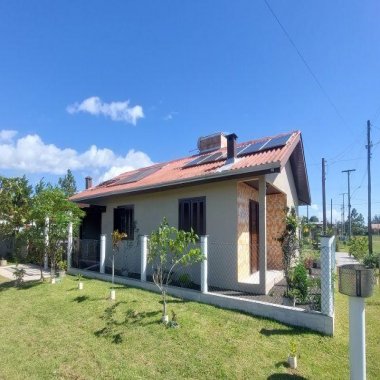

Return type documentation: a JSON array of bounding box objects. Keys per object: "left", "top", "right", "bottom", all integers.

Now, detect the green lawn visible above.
[
  {"left": 0, "top": 276, "right": 379, "bottom": 380},
  {"left": 373, "top": 235, "right": 380, "bottom": 253}
]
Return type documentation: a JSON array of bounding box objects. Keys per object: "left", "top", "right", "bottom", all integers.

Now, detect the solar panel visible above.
[
  {"left": 199, "top": 151, "right": 226, "bottom": 165},
  {"left": 237, "top": 141, "right": 266, "bottom": 157},
  {"left": 112, "top": 166, "right": 163, "bottom": 186},
  {"left": 236, "top": 146, "right": 246, "bottom": 155},
  {"left": 260, "top": 133, "right": 292, "bottom": 151},
  {"left": 98, "top": 178, "right": 118, "bottom": 187},
  {"left": 183, "top": 154, "right": 210, "bottom": 168}
]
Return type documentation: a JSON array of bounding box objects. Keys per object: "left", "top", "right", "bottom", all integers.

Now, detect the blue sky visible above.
[{"left": 0, "top": 1, "right": 379, "bottom": 223}]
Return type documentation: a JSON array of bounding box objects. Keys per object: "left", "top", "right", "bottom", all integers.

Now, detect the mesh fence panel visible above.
[
  {"left": 146, "top": 240, "right": 201, "bottom": 291},
  {"left": 72, "top": 238, "right": 100, "bottom": 271},
  {"left": 206, "top": 240, "right": 333, "bottom": 313},
  {"left": 0, "top": 236, "right": 15, "bottom": 259}
]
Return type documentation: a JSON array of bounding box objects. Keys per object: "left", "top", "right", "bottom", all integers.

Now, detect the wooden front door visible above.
[{"left": 249, "top": 200, "right": 259, "bottom": 273}]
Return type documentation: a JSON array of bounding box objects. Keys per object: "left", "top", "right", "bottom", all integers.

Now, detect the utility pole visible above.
[
  {"left": 342, "top": 169, "right": 356, "bottom": 239},
  {"left": 367, "top": 120, "right": 373, "bottom": 255},
  {"left": 330, "top": 198, "right": 333, "bottom": 227},
  {"left": 340, "top": 192, "right": 347, "bottom": 238},
  {"left": 322, "top": 158, "right": 327, "bottom": 234}
]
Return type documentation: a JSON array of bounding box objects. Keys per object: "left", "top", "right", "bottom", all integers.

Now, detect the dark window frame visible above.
[
  {"left": 178, "top": 197, "right": 206, "bottom": 236},
  {"left": 113, "top": 205, "right": 135, "bottom": 240}
]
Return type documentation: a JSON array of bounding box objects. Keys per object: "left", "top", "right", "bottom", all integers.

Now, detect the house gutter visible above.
[{"left": 72, "top": 162, "right": 281, "bottom": 203}]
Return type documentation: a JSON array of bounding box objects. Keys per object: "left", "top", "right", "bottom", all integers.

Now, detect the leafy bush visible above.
[
  {"left": 13, "top": 265, "right": 26, "bottom": 287},
  {"left": 178, "top": 273, "right": 191, "bottom": 288},
  {"left": 288, "top": 262, "right": 309, "bottom": 303},
  {"left": 348, "top": 236, "right": 368, "bottom": 261},
  {"left": 363, "top": 254, "right": 380, "bottom": 269}
]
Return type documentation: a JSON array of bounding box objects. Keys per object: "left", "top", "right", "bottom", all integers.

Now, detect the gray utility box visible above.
[{"left": 338, "top": 264, "right": 374, "bottom": 298}]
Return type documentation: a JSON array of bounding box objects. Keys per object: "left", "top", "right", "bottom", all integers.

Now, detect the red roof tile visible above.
[{"left": 71, "top": 131, "right": 302, "bottom": 202}]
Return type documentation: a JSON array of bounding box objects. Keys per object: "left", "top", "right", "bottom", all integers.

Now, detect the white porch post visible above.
[
  {"left": 100, "top": 234, "right": 106, "bottom": 274},
  {"left": 44, "top": 217, "right": 49, "bottom": 270},
  {"left": 140, "top": 235, "right": 148, "bottom": 282},
  {"left": 67, "top": 222, "right": 73, "bottom": 269},
  {"left": 201, "top": 235, "right": 208, "bottom": 293},
  {"left": 259, "top": 175, "right": 267, "bottom": 294},
  {"left": 321, "top": 236, "right": 334, "bottom": 317}
]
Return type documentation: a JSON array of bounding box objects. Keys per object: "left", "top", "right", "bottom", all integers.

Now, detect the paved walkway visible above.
[
  {"left": 335, "top": 251, "right": 359, "bottom": 267},
  {"left": 0, "top": 264, "right": 51, "bottom": 282}
]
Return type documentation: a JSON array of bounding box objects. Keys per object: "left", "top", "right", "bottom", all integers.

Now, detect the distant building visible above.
[{"left": 371, "top": 223, "right": 380, "bottom": 234}]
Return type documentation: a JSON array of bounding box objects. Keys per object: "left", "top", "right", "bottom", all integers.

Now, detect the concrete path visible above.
[
  {"left": 0, "top": 264, "right": 51, "bottom": 282},
  {"left": 335, "top": 251, "right": 359, "bottom": 267}
]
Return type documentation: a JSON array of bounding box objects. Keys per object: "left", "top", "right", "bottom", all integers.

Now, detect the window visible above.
[
  {"left": 178, "top": 197, "right": 206, "bottom": 235},
  {"left": 113, "top": 206, "right": 134, "bottom": 240}
]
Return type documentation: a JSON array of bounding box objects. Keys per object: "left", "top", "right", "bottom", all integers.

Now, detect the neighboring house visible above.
[
  {"left": 71, "top": 131, "right": 310, "bottom": 295},
  {"left": 371, "top": 224, "right": 380, "bottom": 234}
]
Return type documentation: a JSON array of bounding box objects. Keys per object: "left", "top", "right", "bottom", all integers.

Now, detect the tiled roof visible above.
[{"left": 71, "top": 131, "right": 306, "bottom": 202}]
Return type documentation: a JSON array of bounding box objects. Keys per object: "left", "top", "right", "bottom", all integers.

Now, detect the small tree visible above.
[
  {"left": 278, "top": 207, "right": 299, "bottom": 293},
  {"left": 28, "top": 188, "right": 84, "bottom": 279},
  {"left": 148, "top": 218, "right": 205, "bottom": 321},
  {"left": 0, "top": 176, "right": 32, "bottom": 260},
  {"left": 111, "top": 230, "right": 127, "bottom": 287}
]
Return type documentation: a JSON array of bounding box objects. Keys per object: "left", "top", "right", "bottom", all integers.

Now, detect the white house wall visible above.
[
  {"left": 98, "top": 180, "right": 238, "bottom": 289},
  {"left": 267, "top": 161, "right": 299, "bottom": 211}
]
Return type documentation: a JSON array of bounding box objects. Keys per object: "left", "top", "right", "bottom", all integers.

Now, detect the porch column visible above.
[
  {"left": 140, "top": 235, "right": 148, "bottom": 282},
  {"left": 44, "top": 217, "right": 49, "bottom": 270},
  {"left": 67, "top": 222, "right": 73, "bottom": 269},
  {"left": 100, "top": 234, "right": 106, "bottom": 274},
  {"left": 201, "top": 235, "right": 208, "bottom": 293},
  {"left": 259, "top": 175, "right": 267, "bottom": 294}
]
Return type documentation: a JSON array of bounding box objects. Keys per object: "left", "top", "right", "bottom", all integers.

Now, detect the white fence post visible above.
[
  {"left": 67, "top": 222, "right": 73, "bottom": 269},
  {"left": 100, "top": 234, "right": 106, "bottom": 274},
  {"left": 321, "top": 236, "right": 334, "bottom": 317},
  {"left": 140, "top": 235, "right": 148, "bottom": 282},
  {"left": 44, "top": 217, "right": 49, "bottom": 270},
  {"left": 201, "top": 235, "right": 208, "bottom": 293}
]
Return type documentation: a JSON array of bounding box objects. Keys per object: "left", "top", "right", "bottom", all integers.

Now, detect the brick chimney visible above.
[
  {"left": 198, "top": 132, "right": 227, "bottom": 154},
  {"left": 85, "top": 176, "right": 93, "bottom": 189},
  {"left": 226, "top": 133, "right": 238, "bottom": 162}
]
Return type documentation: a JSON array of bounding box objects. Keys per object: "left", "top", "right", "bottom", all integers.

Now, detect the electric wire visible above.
[{"left": 263, "top": 0, "right": 350, "bottom": 130}]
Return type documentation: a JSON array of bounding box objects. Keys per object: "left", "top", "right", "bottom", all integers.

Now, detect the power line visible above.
[{"left": 263, "top": 0, "right": 349, "bottom": 129}]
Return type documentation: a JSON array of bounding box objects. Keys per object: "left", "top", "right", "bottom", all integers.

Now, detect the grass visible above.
[
  {"left": 372, "top": 235, "right": 380, "bottom": 253},
  {"left": 0, "top": 276, "right": 379, "bottom": 380}
]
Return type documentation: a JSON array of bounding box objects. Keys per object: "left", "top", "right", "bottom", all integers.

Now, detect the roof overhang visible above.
[
  {"left": 71, "top": 162, "right": 281, "bottom": 204},
  {"left": 288, "top": 137, "right": 311, "bottom": 206}
]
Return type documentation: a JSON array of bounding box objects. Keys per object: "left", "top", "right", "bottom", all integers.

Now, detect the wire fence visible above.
[
  {"left": 72, "top": 238, "right": 100, "bottom": 271},
  {"left": 69, "top": 234, "right": 335, "bottom": 316},
  {"left": 205, "top": 240, "right": 334, "bottom": 314},
  {"left": 0, "top": 237, "right": 15, "bottom": 259}
]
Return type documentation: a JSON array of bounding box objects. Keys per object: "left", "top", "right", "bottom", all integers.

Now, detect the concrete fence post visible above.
[
  {"left": 100, "top": 234, "right": 106, "bottom": 274},
  {"left": 67, "top": 222, "right": 73, "bottom": 269},
  {"left": 201, "top": 235, "right": 208, "bottom": 293},
  {"left": 140, "top": 235, "right": 148, "bottom": 282},
  {"left": 321, "top": 236, "right": 334, "bottom": 317},
  {"left": 44, "top": 217, "right": 49, "bottom": 270}
]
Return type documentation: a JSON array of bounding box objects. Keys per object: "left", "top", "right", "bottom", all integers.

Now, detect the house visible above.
[
  {"left": 70, "top": 131, "right": 310, "bottom": 295},
  {"left": 371, "top": 224, "right": 380, "bottom": 234}
]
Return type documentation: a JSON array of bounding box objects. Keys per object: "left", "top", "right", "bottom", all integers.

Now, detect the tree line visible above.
[{"left": 0, "top": 170, "right": 84, "bottom": 279}]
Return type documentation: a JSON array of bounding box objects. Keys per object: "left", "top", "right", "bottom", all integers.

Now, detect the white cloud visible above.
[
  {"left": 0, "top": 130, "right": 17, "bottom": 142},
  {"left": 67, "top": 96, "right": 144, "bottom": 125},
  {"left": 0, "top": 130, "right": 154, "bottom": 182},
  {"left": 163, "top": 111, "right": 178, "bottom": 121}
]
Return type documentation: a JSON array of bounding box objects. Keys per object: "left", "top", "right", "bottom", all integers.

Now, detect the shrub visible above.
[
  {"left": 178, "top": 273, "right": 191, "bottom": 288},
  {"left": 13, "top": 265, "right": 26, "bottom": 287},
  {"left": 348, "top": 237, "right": 368, "bottom": 261},
  {"left": 288, "top": 262, "right": 309, "bottom": 303},
  {"left": 363, "top": 253, "right": 380, "bottom": 269}
]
